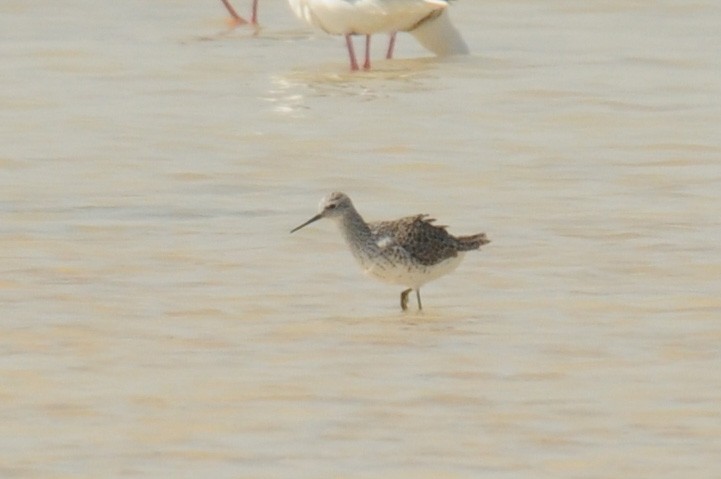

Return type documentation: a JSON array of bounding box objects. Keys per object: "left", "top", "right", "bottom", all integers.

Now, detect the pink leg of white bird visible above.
[
  {"left": 220, "top": 0, "right": 258, "bottom": 26},
  {"left": 250, "top": 0, "right": 258, "bottom": 24},
  {"left": 345, "top": 34, "right": 360, "bottom": 71},
  {"left": 363, "top": 35, "right": 372, "bottom": 70},
  {"left": 386, "top": 32, "right": 397, "bottom": 59},
  {"left": 344, "top": 33, "right": 397, "bottom": 71}
]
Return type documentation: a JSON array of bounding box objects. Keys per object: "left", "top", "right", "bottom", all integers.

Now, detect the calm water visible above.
[{"left": 2, "top": 0, "right": 720, "bottom": 477}]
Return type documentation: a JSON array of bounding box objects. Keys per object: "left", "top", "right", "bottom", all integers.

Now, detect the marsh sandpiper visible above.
[{"left": 291, "top": 192, "right": 490, "bottom": 310}]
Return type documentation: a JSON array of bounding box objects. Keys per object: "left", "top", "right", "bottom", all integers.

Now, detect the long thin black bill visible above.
[{"left": 290, "top": 214, "right": 323, "bottom": 233}]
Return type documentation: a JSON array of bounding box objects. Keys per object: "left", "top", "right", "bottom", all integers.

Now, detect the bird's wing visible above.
[{"left": 369, "top": 215, "right": 459, "bottom": 266}]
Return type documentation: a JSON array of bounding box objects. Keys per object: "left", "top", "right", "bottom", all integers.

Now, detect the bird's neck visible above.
[{"left": 337, "top": 208, "right": 376, "bottom": 255}]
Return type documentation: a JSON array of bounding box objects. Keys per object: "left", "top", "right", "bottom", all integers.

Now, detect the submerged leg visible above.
[
  {"left": 345, "top": 35, "right": 360, "bottom": 71},
  {"left": 386, "top": 32, "right": 397, "bottom": 59},
  {"left": 416, "top": 289, "right": 422, "bottom": 310},
  {"left": 400, "top": 288, "right": 413, "bottom": 311}
]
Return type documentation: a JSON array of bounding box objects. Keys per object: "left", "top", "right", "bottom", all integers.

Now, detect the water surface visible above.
[{"left": 1, "top": 0, "right": 720, "bottom": 477}]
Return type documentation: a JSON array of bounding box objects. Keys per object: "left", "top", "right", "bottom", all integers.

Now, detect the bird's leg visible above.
[
  {"left": 386, "top": 32, "right": 397, "bottom": 60},
  {"left": 401, "top": 288, "right": 413, "bottom": 311},
  {"left": 220, "top": 0, "right": 249, "bottom": 25},
  {"left": 363, "top": 35, "right": 372, "bottom": 70},
  {"left": 345, "top": 35, "right": 360, "bottom": 71},
  {"left": 416, "top": 289, "right": 423, "bottom": 310},
  {"left": 250, "top": 0, "right": 258, "bottom": 25}
]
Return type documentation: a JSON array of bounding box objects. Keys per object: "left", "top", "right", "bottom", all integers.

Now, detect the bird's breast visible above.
[{"left": 357, "top": 249, "right": 465, "bottom": 288}]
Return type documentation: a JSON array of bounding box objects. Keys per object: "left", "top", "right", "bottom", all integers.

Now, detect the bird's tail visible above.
[
  {"left": 456, "top": 233, "right": 490, "bottom": 251},
  {"left": 409, "top": 9, "right": 469, "bottom": 56}
]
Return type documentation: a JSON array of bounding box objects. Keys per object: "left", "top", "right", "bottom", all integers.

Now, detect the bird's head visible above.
[{"left": 290, "top": 192, "right": 353, "bottom": 233}]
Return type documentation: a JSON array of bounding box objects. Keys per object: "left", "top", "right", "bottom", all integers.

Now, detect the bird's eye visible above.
[{"left": 327, "top": 204, "right": 337, "bottom": 210}]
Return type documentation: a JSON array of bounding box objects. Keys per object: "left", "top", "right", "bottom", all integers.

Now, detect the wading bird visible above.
[{"left": 291, "top": 192, "right": 489, "bottom": 310}]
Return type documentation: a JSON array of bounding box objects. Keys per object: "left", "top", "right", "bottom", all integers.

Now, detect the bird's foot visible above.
[
  {"left": 225, "top": 16, "right": 249, "bottom": 28},
  {"left": 400, "top": 288, "right": 413, "bottom": 311}
]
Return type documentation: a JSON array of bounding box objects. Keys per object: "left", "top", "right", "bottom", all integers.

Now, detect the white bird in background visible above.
[
  {"left": 218, "top": 0, "right": 400, "bottom": 62},
  {"left": 217, "top": 1, "right": 466, "bottom": 70},
  {"left": 287, "top": 0, "right": 467, "bottom": 70}
]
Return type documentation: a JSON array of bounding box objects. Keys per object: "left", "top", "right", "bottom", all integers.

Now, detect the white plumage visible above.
[{"left": 287, "top": 0, "right": 447, "bottom": 35}]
